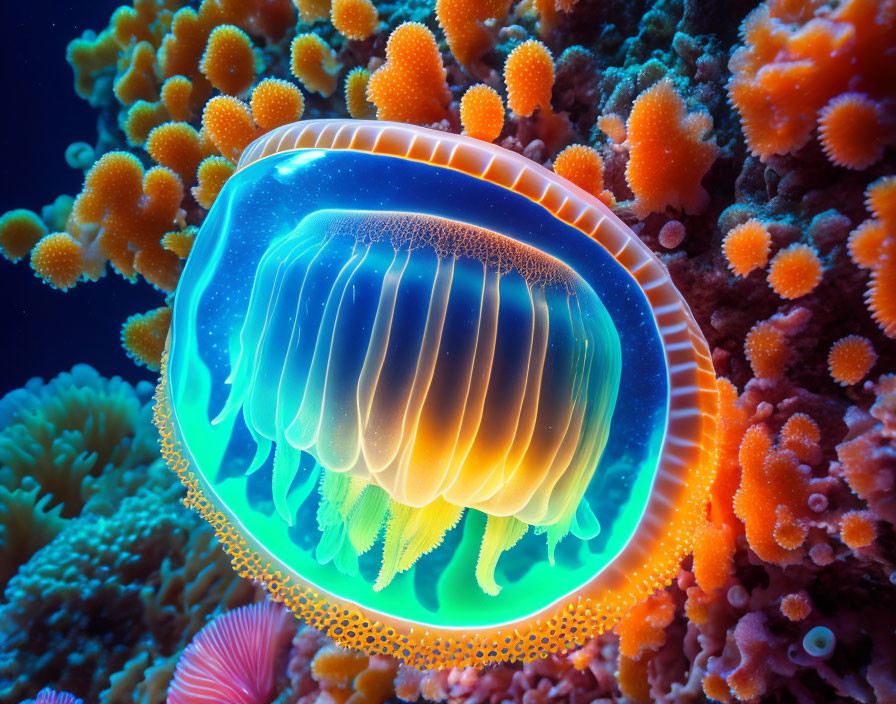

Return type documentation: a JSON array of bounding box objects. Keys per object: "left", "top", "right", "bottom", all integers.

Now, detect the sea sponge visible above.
[
  {"left": 250, "top": 78, "right": 305, "bottom": 131},
  {"left": 767, "top": 243, "right": 823, "bottom": 299},
  {"left": 168, "top": 602, "right": 296, "bottom": 704},
  {"left": 146, "top": 122, "right": 204, "bottom": 185},
  {"left": 202, "top": 95, "right": 259, "bottom": 163},
  {"left": 345, "top": 67, "right": 374, "bottom": 119},
  {"left": 121, "top": 306, "right": 173, "bottom": 371},
  {"left": 504, "top": 39, "right": 554, "bottom": 117},
  {"left": 552, "top": 144, "right": 614, "bottom": 206},
  {"left": 744, "top": 319, "right": 789, "bottom": 380},
  {"left": 625, "top": 79, "right": 717, "bottom": 217},
  {"left": 435, "top": 0, "right": 510, "bottom": 69},
  {"left": 30, "top": 233, "right": 83, "bottom": 291},
  {"left": 290, "top": 33, "right": 341, "bottom": 97},
  {"left": 331, "top": 0, "right": 379, "bottom": 41},
  {"left": 192, "top": 155, "right": 236, "bottom": 208},
  {"left": 113, "top": 41, "right": 159, "bottom": 105},
  {"left": 722, "top": 219, "right": 770, "bottom": 276},
  {"left": 0, "top": 209, "right": 48, "bottom": 263},
  {"left": 828, "top": 335, "right": 877, "bottom": 386},
  {"left": 200, "top": 25, "right": 256, "bottom": 96},
  {"left": 459, "top": 84, "right": 504, "bottom": 142},
  {"left": 818, "top": 93, "right": 894, "bottom": 170},
  {"left": 728, "top": 0, "right": 896, "bottom": 165},
  {"left": 367, "top": 23, "right": 451, "bottom": 124}
]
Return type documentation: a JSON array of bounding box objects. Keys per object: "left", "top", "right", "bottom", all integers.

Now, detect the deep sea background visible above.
[{"left": 0, "top": 2, "right": 159, "bottom": 392}]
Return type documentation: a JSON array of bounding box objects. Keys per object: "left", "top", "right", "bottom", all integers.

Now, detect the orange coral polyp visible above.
[
  {"left": 625, "top": 79, "right": 717, "bottom": 218},
  {"left": 192, "top": 156, "right": 236, "bottom": 209},
  {"left": 0, "top": 209, "right": 48, "bottom": 263},
  {"left": 367, "top": 23, "right": 451, "bottom": 125},
  {"left": 459, "top": 84, "right": 505, "bottom": 142},
  {"left": 435, "top": 0, "right": 510, "bottom": 69},
  {"left": 30, "top": 233, "right": 84, "bottom": 291},
  {"left": 331, "top": 0, "right": 379, "bottom": 41},
  {"left": 146, "top": 122, "right": 204, "bottom": 185},
  {"left": 250, "top": 78, "right": 305, "bottom": 131},
  {"left": 722, "top": 219, "right": 770, "bottom": 276},
  {"left": 504, "top": 39, "right": 554, "bottom": 117},
  {"left": 161, "top": 75, "right": 194, "bottom": 122},
  {"left": 344, "top": 67, "right": 374, "bottom": 119},
  {"left": 552, "top": 144, "right": 613, "bottom": 206},
  {"left": 202, "top": 95, "right": 258, "bottom": 163},
  {"left": 828, "top": 335, "right": 877, "bottom": 386},
  {"left": 114, "top": 41, "right": 159, "bottom": 105},
  {"left": 781, "top": 593, "right": 811, "bottom": 622},
  {"left": 290, "top": 33, "right": 341, "bottom": 98},
  {"left": 200, "top": 25, "right": 256, "bottom": 96},
  {"left": 840, "top": 510, "right": 876, "bottom": 549},
  {"left": 767, "top": 243, "right": 822, "bottom": 299},
  {"left": 121, "top": 306, "right": 173, "bottom": 371},
  {"left": 818, "top": 93, "right": 891, "bottom": 170},
  {"left": 745, "top": 320, "right": 788, "bottom": 379}
]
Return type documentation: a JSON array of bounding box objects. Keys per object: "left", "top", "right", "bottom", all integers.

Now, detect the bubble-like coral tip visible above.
[
  {"left": 250, "top": 78, "right": 305, "bottom": 131},
  {"left": 828, "top": 335, "right": 877, "bottom": 386},
  {"left": 459, "top": 84, "right": 505, "bottom": 142},
  {"left": 767, "top": 244, "right": 823, "bottom": 299},
  {"left": 331, "top": 0, "right": 379, "bottom": 41},
  {"left": 723, "top": 219, "right": 770, "bottom": 277}
]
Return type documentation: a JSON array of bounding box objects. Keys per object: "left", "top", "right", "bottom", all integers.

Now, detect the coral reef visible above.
[{"left": 0, "top": 0, "right": 894, "bottom": 700}]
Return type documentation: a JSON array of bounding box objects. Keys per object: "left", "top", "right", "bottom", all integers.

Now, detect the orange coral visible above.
[
  {"left": 552, "top": 144, "right": 614, "bottom": 206},
  {"left": 840, "top": 510, "right": 876, "bottom": 549},
  {"left": 597, "top": 113, "right": 626, "bottom": 144},
  {"left": 67, "top": 29, "right": 120, "bottom": 103},
  {"left": 625, "top": 79, "right": 717, "bottom": 217},
  {"left": 310, "top": 645, "right": 398, "bottom": 704},
  {"left": 0, "top": 210, "right": 48, "bottom": 263},
  {"left": 290, "top": 33, "right": 341, "bottom": 97},
  {"left": 30, "top": 233, "right": 83, "bottom": 291},
  {"left": 617, "top": 655, "right": 651, "bottom": 704},
  {"left": 767, "top": 243, "right": 822, "bottom": 299},
  {"left": 114, "top": 41, "right": 160, "bottom": 105},
  {"left": 745, "top": 319, "right": 788, "bottom": 379},
  {"left": 146, "top": 122, "right": 204, "bottom": 185},
  {"left": 692, "top": 522, "right": 736, "bottom": 593},
  {"left": 703, "top": 673, "right": 733, "bottom": 704},
  {"left": 250, "top": 78, "right": 305, "bottom": 130},
  {"left": 780, "top": 593, "right": 811, "bottom": 622},
  {"left": 818, "top": 93, "right": 894, "bottom": 170},
  {"left": 828, "top": 335, "right": 878, "bottom": 386},
  {"left": 780, "top": 413, "right": 820, "bottom": 464},
  {"left": 121, "top": 306, "right": 173, "bottom": 370},
  {"left": 202, "top": 95, "right": 258, "bottom": 163},
  {"left": 728, "top": 0, "right": 896, "bottom": 164},
  {"left": 161, "top": 75, "right": 194, "bottom": 122},
  {"left": 615, "top": 590, "right": 675, "bottom": 659},
  {"left": 345, "top": 67, "right": 374, "bottom": 119},
  {"left": 504, "top": 40, "right": 554, "bottom": 117},
  {"left": 367, "top": 23, "right": 451, "bottom": 125},
  {"left": 851, "top": 177, "right": 896, "bottom": 338},
  {"left": 435, "top": 0, "right": 510, "bottom": 69},
  {"left": 192, "top": 156, "right": 236, "bottom": 209},
  {"left": 293, "top": 0, "right": 332, "bottom": 23},
  {"left": 722, "top": 219, "right": 770, "bottom": 276},
  {"left": 200, "top": 25, "right": 256, "bottom": 96},
  {"left": 331, "top": 0, "right": 379, "bottom": 41},
  {"left": 459, "top": 84, "right": 504, "bottom": 142},
  {"left": 123, "top": 100, "right": 171, "bottom": 146},
  {"left": 72, "top": 152, "right": 184, "bottom": 292},
  {"left": 162, "top": 226, "right": 197, "bottom": 259}
]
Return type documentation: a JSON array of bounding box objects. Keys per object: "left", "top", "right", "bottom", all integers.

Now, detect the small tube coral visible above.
[
  {"left": 459, "top": 84, "right": 504, "bottom": 142},
  {"left": 344, "top": 67, "right": 374, "bottom": 119},
  {"left": 625, "top": 79, "right": 717, "bottom": 217},
  {"left": 331, "top": 0, "right": 379, "bottom": 41},
  {"left": 202, "top": 95, "right": 258, "bottom": 163},
  {"left": 30, "top": 233, "right": 83, "bottom": 291},
  {"left": 290, "top": 33, "right": 341, "bottom": 97},
  {"left": 803, "top": 627, "right": 835, "bottom": 659},
  {"left": 250, "top": 78, "right": 305, "bottom": 130},
  {"left": 200, "top": 25, "right": 256, "bottom": 96},
  {"left": 722, "top": 219, "right": 770, "bottom": 276},
  {"left": 367, "top": 22, "right": 451, "bottom": 125},
  {"left": 828, "top": 335, "right": 877, "bottom": 386},
  {"left": 767, "top": 244, "right": 823, "bottom": 299},
  {"left": 504, "top": 39, "right": 554, "bottom": 117},
  {"left": 167, "top": 602, "right": 296, "bottom": 704},
  {"left": 0, "top": 209, "right": 48, "bottom": 263}
]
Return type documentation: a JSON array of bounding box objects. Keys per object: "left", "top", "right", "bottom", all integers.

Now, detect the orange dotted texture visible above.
[
  {"left": 160, "top": 120, "right": 719, "bottom": 670},
  {"left": 30, "top": 233, "right": 84, "bottom": 291},
  {"left": 200, "top": 25, "right": 256, "bottom": 96},
  {"left": 552, "top": 144, "right": 614, "bottom": 207},
  {"left": 503, "top": 39, "right": 554, "bottom": 117},
  {"left": 250, "top": 78, "right": 305, "bottom": 130},
  {"left": 767, "top": 243, "right": 822, "bottom": 299},
  {"left": 435, "top": 0, "right": 511, "bottom": 68},
  {"left": 0, "top": 210, "right": 48, "bottom": 263},
  {"left": 122, "top": 306, "right": 173, "bottom": 370},
  {"left": 345, "top": 68, "right": 374, "bottom": 119},
  {"left": 331, "top": 0, "right": 379, "bottom": 41},
  {"left": 745, "top": 319, "right": 789, "bottom": 380},
  {"left": 146, "top": 122, "right": 206, "bottom": 185},
  {"left": 818, "top": 93, "right": 893, "bottom": 170},
  {"left": 728, "top": 0, "right": 896, "bottom": 163},
  {"left": 290, "top": 33, "right": 341, "bottom": 97},
  {"left": 367, "top": 22, "right": 451, "bottom": 125},
  {"left": 71, "top": 152, "right": 183, "bottom": 292},
  {"left": 722, "top": 219, "right": 770, "bottom": 277},
  {"left": 849, "top": 176, "right": 896, "bottom": 338},
  {"left": 828, "top": 335, "right": 877, "bottom": 386},
  {"left": 202, "top": 95, "right": 259, "bottom": 163},
  {"left": 625, "top": 79, "right": 717, "bottom": 218},
  {"left": 460, "top": 84, "right": 504, "bottom": 142}
]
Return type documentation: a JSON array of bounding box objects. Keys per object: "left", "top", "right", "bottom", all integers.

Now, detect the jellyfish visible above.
[{"left": 156, "top": 120, "right": 718, "bottom": 668}]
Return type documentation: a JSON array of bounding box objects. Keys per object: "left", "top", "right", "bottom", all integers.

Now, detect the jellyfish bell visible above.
[{"left": 155, "top": 120, "right": 718, "bottom": 668}]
